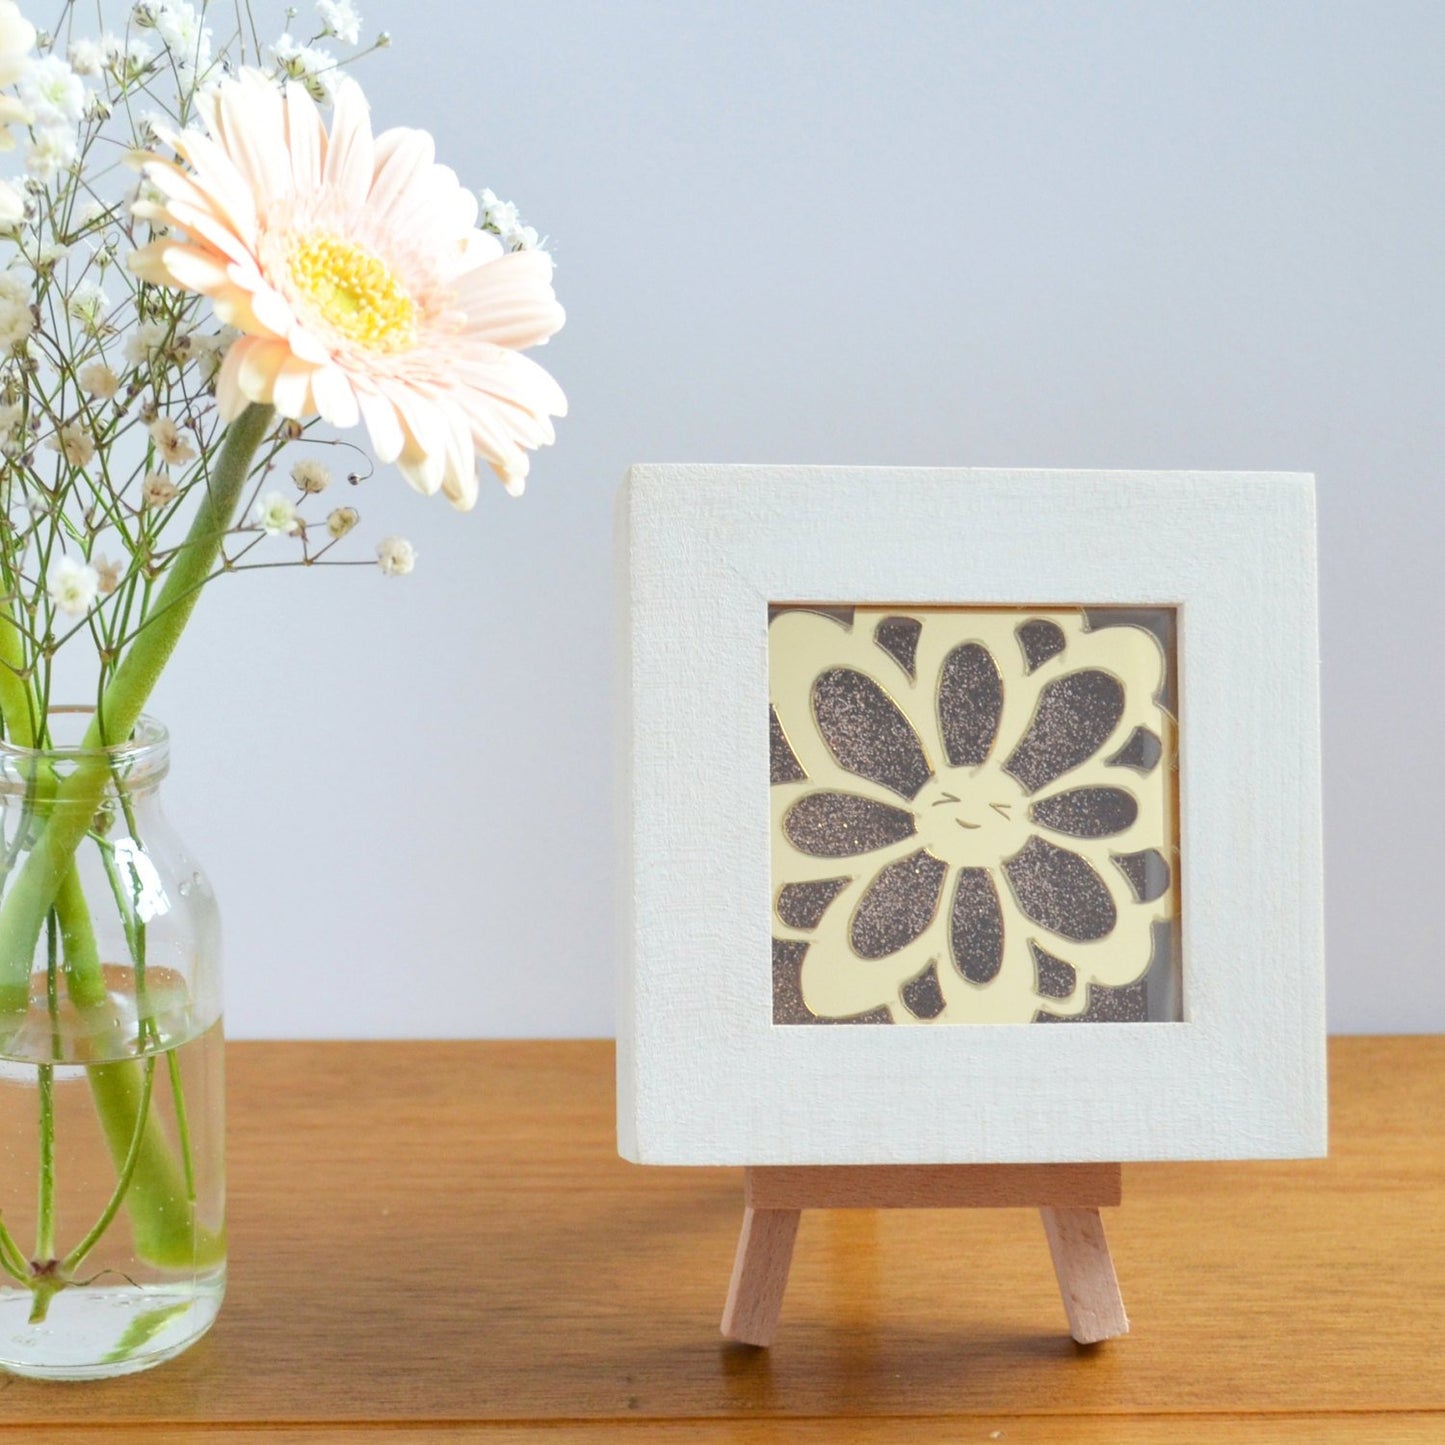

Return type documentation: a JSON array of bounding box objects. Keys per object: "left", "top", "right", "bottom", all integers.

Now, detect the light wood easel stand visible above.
[{"left": 721, "top": 1163, "right": 1128, "bottom": 1347}]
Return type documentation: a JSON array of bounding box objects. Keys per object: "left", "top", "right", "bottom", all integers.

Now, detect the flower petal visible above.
[
  {"left": 812, "top": 667, "right": 932, "bottom": 800},
  {"left": 849, "top": 850, "right": 947, "bottom": 959},
  {"left": 949, "top": 868, "right": 1005, "bottom": 983},
  {"left": 1003, "top": 835, "right": 1116, "bottom": 942},
  {"left": 783, "top": 792, "right": 916, "bottom": 858},
  {"left": 1003, "top": 669, "right": 1126, "bottom": 794},
  {"left": 452, "top": 250, "right": 566, "bottom": 350},
  {"left": 937, "top": 641, "right": 1003, "bottom": 767}
]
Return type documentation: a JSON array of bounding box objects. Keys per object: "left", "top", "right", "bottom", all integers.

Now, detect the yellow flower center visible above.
[{"left": 287, "top": 233, "right": 417, "bottom": 353}]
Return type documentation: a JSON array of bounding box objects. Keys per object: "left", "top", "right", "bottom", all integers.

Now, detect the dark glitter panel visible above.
[
  {"left": 900, "top": 959, "right": 946, "bottom": 1019},
  {"left": 776, "top": 877, "right": 850, "bottom": 930},
  {"left": 782, "top": 792, "right": 915, "bottom": 858},
  {"left": 812, "top": 667, "right": 933, "bottom": 800},
  {"left": 1035, "top": 978, "right": 1148, "bottom": 1023},
  {"left": 849, "top": 849, "right": 947, "bottom": 959},
  {"left": 949, "top": 866, "right": 1004, "bottom": 984},
  {"left": 1030, "top": 941, "right": 1077, "bottom": 999},
  {"left": 1107, "top": 725, "right": 1163, "bottom": 774},
  {"left": 874, "top": 615, "right": 922, "bottom": 678},
  {"left": 937, "top": 643, "right": 1003, "bottom": 767},
  {"left": 769, "top": 705, "right": 806, "bottom": 784},
  {"left": 1113, "top": 848, "right": 1172, "bottom": 903},
  {"left": 1030, "top": 786, "right": 1139, "bottom": 839},
  {"left": 1004, "top": 835, "right": 1117, "bottom": 942},
  {"left": 1017, "top": 619, "right": 1066, "bottom": 673},
  {"left": 772, "top": 939, "right": 893, "bottom": 1025},
  {"left": 1003, "top": 669, "right": 1125, "bottom": 794}
]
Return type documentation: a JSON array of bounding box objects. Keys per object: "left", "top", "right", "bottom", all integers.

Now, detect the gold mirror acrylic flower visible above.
[{"left": 769, "top": 607, "right": 1179, "bottom": 1026}]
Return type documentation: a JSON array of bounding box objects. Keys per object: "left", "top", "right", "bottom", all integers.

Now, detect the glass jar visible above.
[{"left": 0, "top": 709, "right": 224, "bottom": 1379}]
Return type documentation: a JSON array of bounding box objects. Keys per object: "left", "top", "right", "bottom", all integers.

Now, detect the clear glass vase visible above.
[{"left": 0, "top": 709, "right": 224, "bottom": 1379}]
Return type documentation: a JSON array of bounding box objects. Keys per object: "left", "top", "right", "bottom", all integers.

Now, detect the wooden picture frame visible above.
[{"left": 616, "top": 465, "right": 1325, "bottom": 1168}]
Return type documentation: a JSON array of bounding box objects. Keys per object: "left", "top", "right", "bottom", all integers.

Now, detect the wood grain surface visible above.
[{"left": 0, "top": 1036, "right": 1439, "bottom": 1439}]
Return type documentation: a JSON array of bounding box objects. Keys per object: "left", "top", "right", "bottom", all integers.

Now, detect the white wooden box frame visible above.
[{"left": 616, "top": 465, "right": 1326, "bottom": 1166}]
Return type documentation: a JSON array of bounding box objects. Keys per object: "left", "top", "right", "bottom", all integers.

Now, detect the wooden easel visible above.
[{"left": 721, "top": 1163, "right": 1128, "bottom": 1347}]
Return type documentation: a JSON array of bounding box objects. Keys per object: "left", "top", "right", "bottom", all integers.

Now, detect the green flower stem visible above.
[
  {"left": 0, "top": 405, "right": 269, "bottom": 1293},
  {"left": 62, "top": 1055, "right": 157, "bottom": 1277},
  {"left": 0, "top": 403, "right": 274, "bottom": 1017},
  {"left": 0, "top": 602, "right": 37, "bottom": 749},
  {"left": 167, "top": 1048, "right": 198, "bottom": 1204}
]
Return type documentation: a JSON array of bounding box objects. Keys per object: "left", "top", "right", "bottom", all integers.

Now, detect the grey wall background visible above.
[{"left": 152, "top": 0, "right": 1442, "bottom": 1037}]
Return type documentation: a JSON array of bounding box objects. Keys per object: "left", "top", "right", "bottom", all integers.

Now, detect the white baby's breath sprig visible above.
[
  {"left": 46, "top": 554, "right": 100, "bottom": 617},
  {"left": 375, "top": 536, "right": 415, "bottom": 576},
  {"left": 253, "top": 490, "right": 300, "bottom": 535},
  {"left": 316, "top": 0, "right": 362, "bottom": 45}
]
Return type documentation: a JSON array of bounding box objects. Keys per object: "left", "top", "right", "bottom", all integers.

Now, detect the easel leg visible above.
[
  {"left": 720, "top": 1206, "right": 800, "bottom": 1346},
  {"left": 1039, "top": 1206, "right": 1129, "bottom": 1344}
]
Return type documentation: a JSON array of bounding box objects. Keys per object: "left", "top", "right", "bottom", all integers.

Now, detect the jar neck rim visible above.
[{"left": 0, "top": 708, "right": 169, "bottom": 779}]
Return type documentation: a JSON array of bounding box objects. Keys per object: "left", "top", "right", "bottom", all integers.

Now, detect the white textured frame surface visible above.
[{"left": 617, "top": 466, "right": 1325, "bottom": 1165}]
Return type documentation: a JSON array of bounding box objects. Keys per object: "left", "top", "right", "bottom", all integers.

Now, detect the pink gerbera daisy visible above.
[{"left": 129, "top": 70, "right": 566, "bottom": 508}]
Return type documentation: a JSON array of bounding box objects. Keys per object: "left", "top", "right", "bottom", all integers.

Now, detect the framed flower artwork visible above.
[{"left": 617, "top": 466, "right": 1325, "bottom": 1166}]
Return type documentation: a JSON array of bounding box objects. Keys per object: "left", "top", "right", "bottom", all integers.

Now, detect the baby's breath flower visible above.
[
  {"left": 290, "top": 458, "right": 329, "bottom": 494},
  {"left": 155, "top": 2, "right": 213, "bottom": 81},
  {"left": 141, "top": 471, "right": 178, "bottom": 507},
  {"left": 47, "top": 421, "right": 95, "bottom": 468},
  {"left": 93, "top": 554, "right": 122, "bottom": 595},
  {"left": 149, "top": 416, "right": 196, "bottom": 465},
  {"left": 125, "top": 319, "right": 168, "bottom": 366},
  {"left": 375, "top": 535, "right": 415, "bottom": 576},
  {"left": 18, "top": 55, "right": 85, "bottom": 128},
  {"left": 68, "top": 38, "right": 106, "bottom": 75},
  {"left": 0, "top": 182, "right": 24, "bottom": 229},
  {"left": 479, "top": 188, "right": 519, "bottom": 238},
  {"left": 102, "top": 32, "right": 154, "bottom": 78},
  {"left": 270, "top": 34, "right": 336, "bottom": 103},
  {"left": 47, "top": 555, "right": 100, "bottom": 617},
  {"left": 0, "top": 398, "right": 24, "bottom": 452},
  {"left": 0, "top": 270, "right": 29, "bottom": 306},
  {"left": 135, "top": 109, "right": 167, "bottom": 145},
  {"left": 79, "top": 361, "right": 119, "bottom": 399},
  {"left": 67, "top": 281, "right": 110, "bottom": 332},
  {"left": 253, "top": 489, "right": 299, "bottom": 535},
  {"left": 479, "top": 189, "right": 548, "bottom": 255},
  {"left": 326, "top": 505, "right": 358, "bottom": 539},
  {"left": 0, "top": 297, "right": 33, "bottom": 348},
  {"left": 25, "top": 127, "right": 78, "bottom": 181},
  {"left": 316, "top": 0, "right": 361, "bottom": 45}
]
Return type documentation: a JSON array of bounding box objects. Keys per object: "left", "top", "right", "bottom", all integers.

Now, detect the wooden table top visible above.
[{"left": 0, "top": 1036, "right": 1440, "bottom": 1442}]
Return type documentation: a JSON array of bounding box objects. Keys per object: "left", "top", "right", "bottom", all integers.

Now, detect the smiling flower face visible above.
[{"left": 769, "top": 607, "right": 1179, "bottom": 1026}]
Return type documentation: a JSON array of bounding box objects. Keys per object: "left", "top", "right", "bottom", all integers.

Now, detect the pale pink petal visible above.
[
  {"left": 367, "top": 127, "right": 435, "bottom": 223},
  {"left": 144, "top": 243, "right": 232, "bottom": 293},
  {"left": 237, "top": 338, "right": 291, "bottom": 405},
  {"left": 283, "top": 82, "right": 325, "bottom": 193},
  {"left": 270, "top": 355, "right": 317, "bottom": 418},
  {"left": 215, "top": 338, "right": 256, "bottom": 422},
  {"left": 451, "top": 251, "right": 565, "bottom": 349},
  {"left": 323, "top": 77, "right": 375, "bottom": 209},
  {"left": 455, "top": 347, "right": 568, "bottom": 424},
  {"left": 356, "top": 387, "right": 405, "bottom": 462},
  {"left": 162, "top": 133, "right": 260, "bottom": 238},
  {"left": 312, "top": 364, "right": 360, "bottom": 429},
  {"left": 218, "top": 70, "right": 290, "bottom": 205}
]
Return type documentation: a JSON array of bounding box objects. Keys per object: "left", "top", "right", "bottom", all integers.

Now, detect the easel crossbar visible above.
[{"left": 744, "top": 1162, "right": 1122, "bottom": 1211}]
